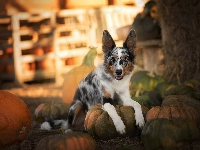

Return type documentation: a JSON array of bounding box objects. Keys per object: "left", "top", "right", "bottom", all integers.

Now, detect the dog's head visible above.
[{"left": 102, "top": 29, "right": 136, "bottom": 80}]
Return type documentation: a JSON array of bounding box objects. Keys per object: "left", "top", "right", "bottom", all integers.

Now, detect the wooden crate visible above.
[
  {"left": 0, "top": 14, "right": 14, "bottom": 81},
  {"left": 91, "top": 6, "right": 143, "bottom": 42},
  {"left": 53, "top": 9, "right": 98, "bottom": 85},
  {"left": 12, "top": 12, "right": 56, "bottom": 85}
]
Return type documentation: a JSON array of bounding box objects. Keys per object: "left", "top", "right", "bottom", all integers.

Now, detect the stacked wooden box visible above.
[{"left": 10, "top": 12, "right": 55, "bottom": 85}]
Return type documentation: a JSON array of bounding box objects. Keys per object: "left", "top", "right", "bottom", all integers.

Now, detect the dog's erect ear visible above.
[
  {"left": 102, "top": 30, "right": 116, "bottom": 53},
  {"left": 123, "top": 29, "right": 136, "bottom": 54}
]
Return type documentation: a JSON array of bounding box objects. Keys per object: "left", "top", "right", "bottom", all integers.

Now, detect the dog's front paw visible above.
[
  {"left": 115, "top": 120, "right": 126, "bottom": 134},
  {"left": 135, "top": 112, "right": 145, "bottom": 128}
]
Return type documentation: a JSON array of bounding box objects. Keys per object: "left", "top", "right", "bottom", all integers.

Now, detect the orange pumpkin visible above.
[
  {"left": 146, "top": 104, "right": 200, "bottom": 126},
  {"left": 62, "top": 47, "right": 97, "bottom": 104},
  {"left": 36, "top": 131, "right": 96, "bottom": 150},
  {"left": 84, "top": 104, "right": 136, "bottom": 140},
  {"left": 34, "top": 102, "right": 69, "bottom": 123},
  {"left": 0, "top": 90, "right": 31, "bottom": 148}
]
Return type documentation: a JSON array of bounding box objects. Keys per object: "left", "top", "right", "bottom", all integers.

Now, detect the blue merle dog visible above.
[{"left": 41, "top": 29, "right": 145, "bottom": 134}]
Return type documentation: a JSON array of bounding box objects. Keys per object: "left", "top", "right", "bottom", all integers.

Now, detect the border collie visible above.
[{"left": 41, "top": 29, "right": 145, "bottom": 134}]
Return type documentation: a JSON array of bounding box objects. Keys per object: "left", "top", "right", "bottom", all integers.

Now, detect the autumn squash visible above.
[
  {"left": 0, "top": 90, "right": 31, "bottom": 148},
  {"left": 145, "top": 105, "right": 200, "bottom": 126},
  {"left": 84, "top": 104, "right": 137, "bottom": 140},
  {"left": 164, "top": 84, "right": 196, "bottom": 98},
  {"left": 155, "top": 81, "right": 170, "bottom": 98},
  {"left": 62, "top": 47, "right": 97, "bottom": 104},
  {"left": 130, "top": 70, "right": 164, "bottom": 92},
  {"left": 162, "top": 95, "right": 200, "bottom": 115},
  {"left": 36, "top": 131, "right": 96, "bottom": 150},
  {"left": 141, "top": 118, "right": 199, "bottom": 150},
  {"left": 132, "top": 90, "right": 162, "bottom": 109},
  {"left": 34, "top": 101, "right": 69, "bottom": 123}
]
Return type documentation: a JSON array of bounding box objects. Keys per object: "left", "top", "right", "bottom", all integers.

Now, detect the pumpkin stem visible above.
[
  {"left": 82, "top": 46, "right": 97, "bottom": 66},
  {"left": 135, "top": 88, "right": 141, "bottom": 97},
  {"left": 147, "top": 71, "right": 155, "bottom": 78},
  {"left": 60, "top": 128, "right": 66, "bottom": 135}
]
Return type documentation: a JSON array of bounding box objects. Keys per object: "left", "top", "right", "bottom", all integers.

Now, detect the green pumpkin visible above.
[
  {"left": 155, "top": 81, "right": 170, "bottom": 98},
  {"left": 133, "top": 90, "right": 162, "bottom": 109},
  {"left": 130, "top": 70, "right": 164, "bottom": 92},
  {"left": 84, "top": 104, "right": 136, "bottom": 140},
  {"left": 164, "top": 84, "right": 196, "bottom": 98},
  {"left": 141, "top": 118, "right": 199, "bottom": 150},
  {"left": 34, "top": 102, "right": 69, "bottom": 123},
  {"left": 162, "top": 95, "right": 200, "bottom": 116}
]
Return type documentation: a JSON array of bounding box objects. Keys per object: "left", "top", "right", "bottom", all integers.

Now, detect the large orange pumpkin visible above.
[
  {"left": 84, "top": 104, "right": 136, "bottom": 140},
  {"left": 145, "top": 105, "right": 200, "bottom": 126},
  {"left": 62, "top": 47, "right": 97, "bottom": 104},
  {"left": 36, "top": 131, "right": 96, "bottom": 150},
  {"left": 0, "top": 90, "right": 31, "bottom": 148}
]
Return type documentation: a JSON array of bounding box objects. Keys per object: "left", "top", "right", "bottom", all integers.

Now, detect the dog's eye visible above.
[{"left": 109, "top": 58, "right": 116, "bottom": 65}]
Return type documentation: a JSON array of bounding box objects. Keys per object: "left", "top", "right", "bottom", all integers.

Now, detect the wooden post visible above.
[{"left": 12, "top": 14, "right": 23, "bottom": 86}]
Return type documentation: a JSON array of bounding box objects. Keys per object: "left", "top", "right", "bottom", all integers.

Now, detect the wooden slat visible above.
[
  {"left": 20, "top": 37, "right": 52, "bottom": 50},
  {"left": 56, "top": 36, "right": 87, "bottom": 45},
  {"left": 56, "top": 47, "right": 89, "bottom": 59},
  {"left": 15, "top": 12, "right": 53, "bottom": 21},
  {"left": 20, "top": 52, "right": 54, "bottom": 63},
  {"left": 57, "top": 9, "right": 87, "bottom": 17},
  {"left": 22, "top": 70, "right": 55, "bottom": 82},
  {"left": 56, "top": 24, "right": 89, "bottom": 32}
]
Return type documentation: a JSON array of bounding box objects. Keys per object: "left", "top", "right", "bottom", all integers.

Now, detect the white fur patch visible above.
[
  {"left": 40, "top": 122, "right": 52, "bottom": 130},
  {"left": 103, "top": 103, "right": 126, "bottom": 134},
  {"left": 122, "top": 98, "right": 145, "bottom": 128}
]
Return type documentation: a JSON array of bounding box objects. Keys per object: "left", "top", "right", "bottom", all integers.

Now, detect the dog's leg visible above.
[
  {"left": 102, "top": 97, "right": 126, "bottom": 134},
  {"left": 66, "top": 101, "right": 86, "bottom": 132},
  {"left": 119, "top": 91, "right": 145, "bottom": 128}
]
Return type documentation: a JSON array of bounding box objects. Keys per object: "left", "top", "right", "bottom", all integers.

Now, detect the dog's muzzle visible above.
[{"left": 115, "top": 69, "right": 123, "bottom": 80}]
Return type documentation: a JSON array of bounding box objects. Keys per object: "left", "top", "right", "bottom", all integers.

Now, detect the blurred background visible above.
[{"left": 0, "top": 0, "right": 162, "bottom": 86}]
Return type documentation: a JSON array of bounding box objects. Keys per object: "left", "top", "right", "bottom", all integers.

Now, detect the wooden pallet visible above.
[
  {"left": 53, "top": 9, "right": 98, "bottom": 85},
  {"left": 0, "top": 14, "right": 14, "bottom": 81},
  {"left": 11, "top": 12, "right": 56, "bottom": 85}
]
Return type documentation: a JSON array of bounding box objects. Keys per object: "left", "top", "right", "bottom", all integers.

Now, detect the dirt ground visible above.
[{"left": 0, "top": 80, "right": 200, "bottom": 150}]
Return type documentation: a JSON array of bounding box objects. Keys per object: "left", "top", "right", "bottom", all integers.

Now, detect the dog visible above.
[{"left": 41, "top": 29, "right": 145, "bottom": 134}]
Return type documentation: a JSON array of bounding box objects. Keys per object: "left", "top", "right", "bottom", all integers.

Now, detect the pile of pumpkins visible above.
[
  {"left": 1, "top": 47, "right": 200, "bottom": 150},
  {"left": 130, "top": 70, "right": 200, "bottom": 149}
]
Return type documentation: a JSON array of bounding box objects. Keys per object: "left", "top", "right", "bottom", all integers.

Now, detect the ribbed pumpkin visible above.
[
  {"left": 34, "top": 101, "right": 69, "bottom": 123},
  {"left": 141, "top": 118, "right": 199, "bottom": 150},
  {"left": 155, "top": 81, "right": 170, "bottom": 98},
  {"left": 162, "top": 95, "right": 200, "bottom": 115},
  {"left": 84, "top": 104, "right": 136, "bottom": 140},
  {"left": 164, "top": 84, "right": 196, "bottom": 98},
  {"left": 132, "top": 90, "right": 162, "bottom": 109},
  {"left": 130, "top": 70, "right": 164, "bottom": 92},
  {"left": 62, "top": 47, "right": 97, "bottom": 104},
  {"left": 0, "top": 90, "right": 31, "bottom": 148},
  {"left": 145, "top": 105, "right": 200, "bottom": 126},
  {"left": 36, "top": 131, "right": 96, "bottom": 150}
]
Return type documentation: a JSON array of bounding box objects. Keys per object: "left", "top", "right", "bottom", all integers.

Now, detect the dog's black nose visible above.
[{"left": 115, "top": 69, "right": 122, "bottom": 75}]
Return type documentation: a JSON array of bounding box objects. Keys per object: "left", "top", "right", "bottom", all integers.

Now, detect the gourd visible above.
[
  {"left": 132, "top": 90, "right": 162, "bottom": 109},
  {"left": 145, "top": 105, "right": 200, "bottom": 126},
  {"left": 141, "top": 118, "right": 199, "bottom": 150},
  {"left": 84, "top": 104, "right": 136, "bottom": 140},
  {"left": 130, "top": 70, "right": 164, "bottom": 92},
  {"left": 162, "top": 95, "right": 200, "bottom": 115},
  {"left": 0, "top": 90, "right": 31, "bottom": 148},
  {"left": 62, "top": 47, "right": 97, "bottom": 104},
  {"left": 34, "top": 101, "right": 69, "bottom": 123},
  {"left": 36, "top": 131, "right": 96, "bottom": 150}
]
